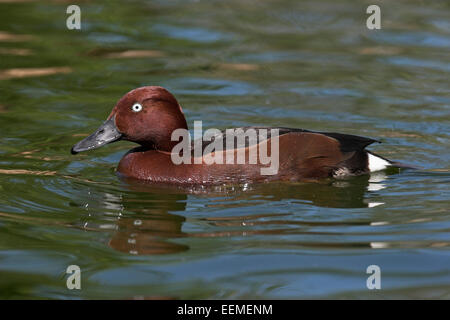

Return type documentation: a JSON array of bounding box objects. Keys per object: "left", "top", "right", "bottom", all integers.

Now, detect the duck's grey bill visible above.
[{"left": 71, "top": 117, "right": 122, "bottom": 154}]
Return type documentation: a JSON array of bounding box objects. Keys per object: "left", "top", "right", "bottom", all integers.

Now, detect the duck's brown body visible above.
[
  {"left": 117, "top": 130, "right": 373, "bottom": 184},
  {"left": 71, "top": 86, "right": 395, "bottom": 185}
]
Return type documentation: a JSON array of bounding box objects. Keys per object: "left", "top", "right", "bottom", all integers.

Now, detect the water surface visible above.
[{"left": 0, "top": 0, "right": 449, "bottom": 299}]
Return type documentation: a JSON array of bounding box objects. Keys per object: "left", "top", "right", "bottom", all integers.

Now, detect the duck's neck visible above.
[{"left": 141, "top": 119, "right": 189, "bottom": 153}]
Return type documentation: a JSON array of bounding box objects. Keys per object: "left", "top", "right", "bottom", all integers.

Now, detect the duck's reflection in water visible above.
[
  {"left": 106, "top": 192, "right": 189, "bottom": 255},
  {"left": 92, "top": 172, "right": 394, "bottom": 255}
]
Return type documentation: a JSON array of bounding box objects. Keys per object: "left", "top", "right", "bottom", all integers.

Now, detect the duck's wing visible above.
[
  {"left": 195, "top": 127, "right": 379, "bottom": 155},
  {"left": 193, "top": 126, "right": 307, "bottom": 154}
]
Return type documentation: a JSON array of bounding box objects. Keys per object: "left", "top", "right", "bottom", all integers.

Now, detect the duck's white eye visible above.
[{"left": 131, "top": 103, "right": 143, "bottom": 112}]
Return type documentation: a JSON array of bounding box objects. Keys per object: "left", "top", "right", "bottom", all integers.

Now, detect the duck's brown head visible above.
[{"left": 71, "top": 86, "right": 188, "bottom": 154}]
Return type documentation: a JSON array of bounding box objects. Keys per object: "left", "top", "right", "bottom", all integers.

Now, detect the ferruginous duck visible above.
[{"left": 71, "top": 86, "right": 400, "bottom": 185}]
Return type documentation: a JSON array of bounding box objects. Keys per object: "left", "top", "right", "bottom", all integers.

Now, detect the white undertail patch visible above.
[{"left": 368, "top": 153, "right": 390, "bottom": 172}]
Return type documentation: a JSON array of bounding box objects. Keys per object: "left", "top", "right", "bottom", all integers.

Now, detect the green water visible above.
[{"left": 0, "top": 0, "right": 449, "bottom": 299}]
